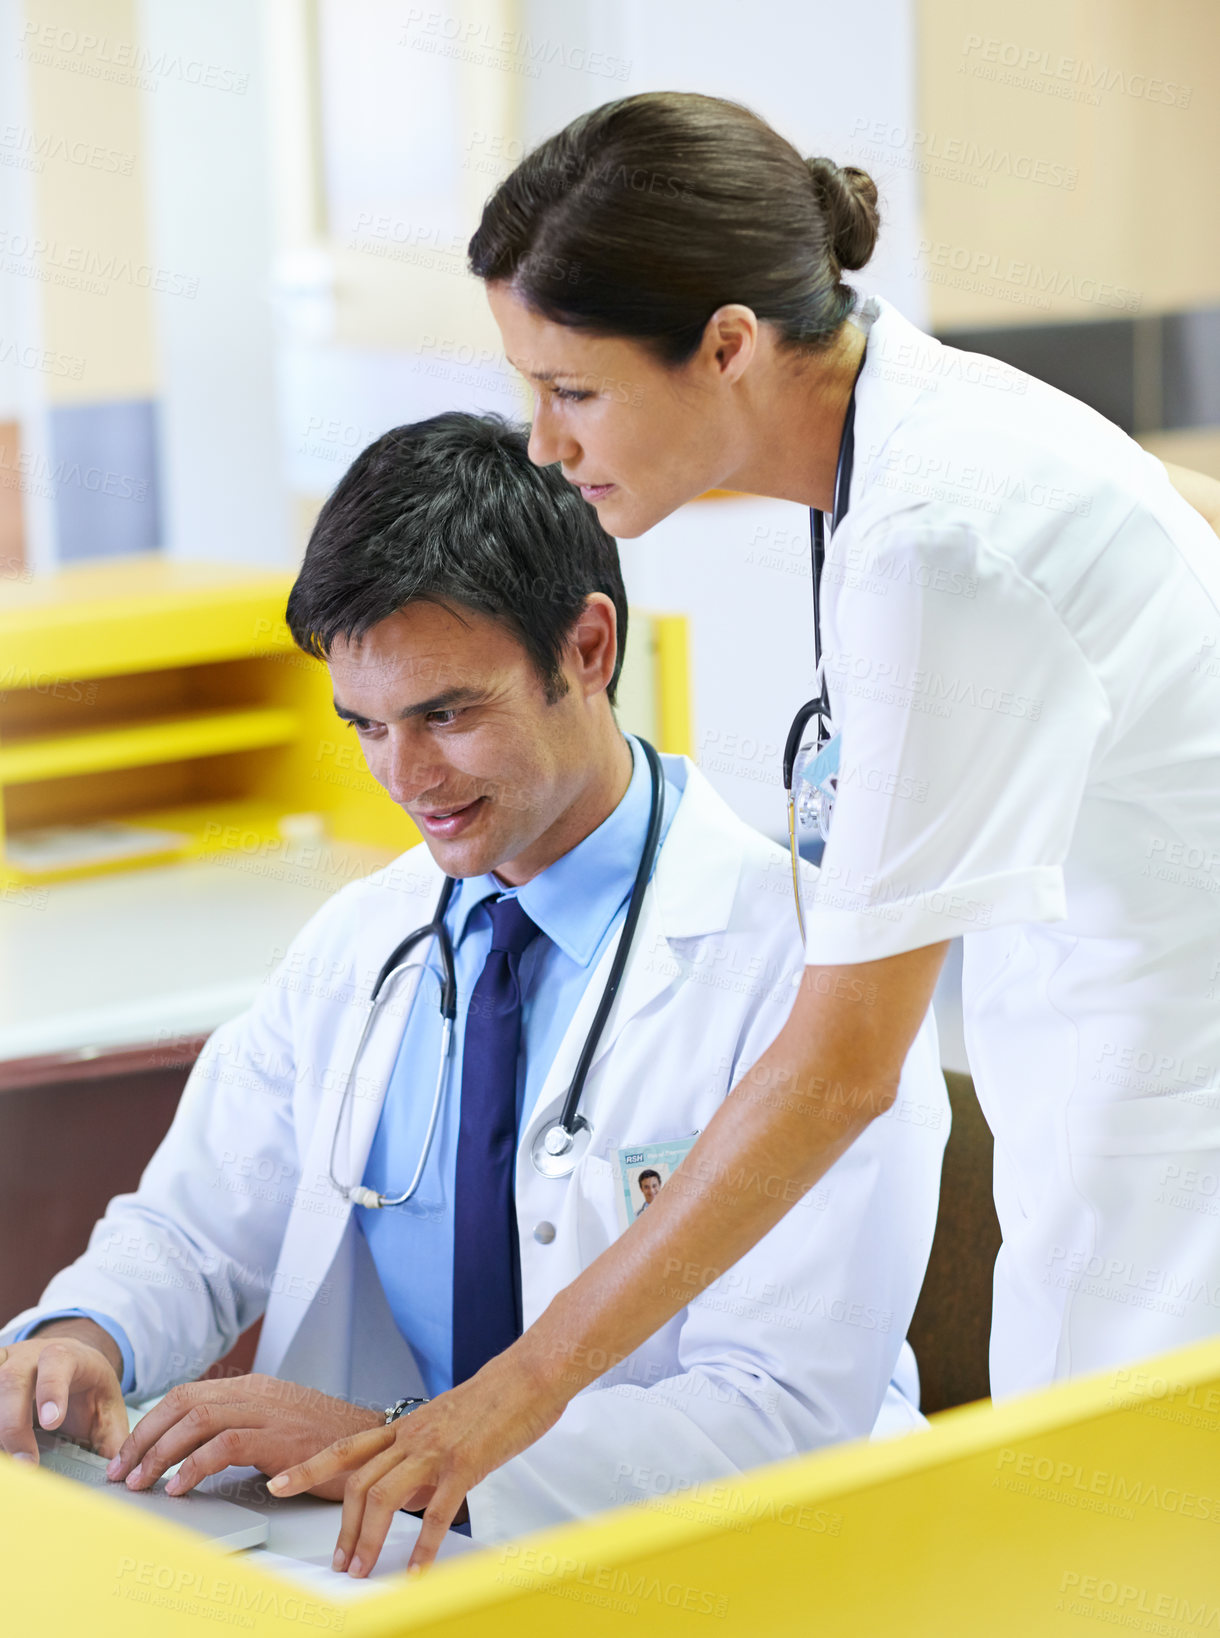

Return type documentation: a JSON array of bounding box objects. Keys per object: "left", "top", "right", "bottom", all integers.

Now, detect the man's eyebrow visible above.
[{"left": 332, "top": 687, "right": 481, "bottom": 723}]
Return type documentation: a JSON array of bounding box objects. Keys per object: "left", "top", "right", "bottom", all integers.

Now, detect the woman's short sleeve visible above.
[{"left": 802, "top": 518, "right": 1112, "bottom": 965}]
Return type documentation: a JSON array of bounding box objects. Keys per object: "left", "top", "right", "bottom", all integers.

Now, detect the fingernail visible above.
[
  {"left": 38, "top": 1401, "right": 59, "bottom": 1427},
  {"left": 126, "top": 1464, "right": 143, "bottom": 1487},
  {"left": 406, "top": 1564, "right": 423, "bottom": 1578},
  {"left": 12, "top": 1452, "right": 35, "bottom": 1464},
  {"left": 331, "top": 1549, "right": 347, "bottom": 1572},
  {"left": 107, "top": 1456, "right": 122, "bottom": 1479},
  {"left": 165, "top": 1475, "right": 183, "bottom": 1495},
  {"left": 267, "top": 1474, "right": 288, "bottom": 1494},
  {"left": 348, "top": 1557, "right": 364, "bottom": 1578}
]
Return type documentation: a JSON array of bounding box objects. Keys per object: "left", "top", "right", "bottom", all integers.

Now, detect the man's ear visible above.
[{"left": 564, "top": 594, "right": 619, "bottom": 698}]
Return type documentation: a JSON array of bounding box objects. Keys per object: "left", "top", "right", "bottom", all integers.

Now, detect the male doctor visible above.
[{"left": 0, "top": 412, "right": 948, "bottom": 1546}]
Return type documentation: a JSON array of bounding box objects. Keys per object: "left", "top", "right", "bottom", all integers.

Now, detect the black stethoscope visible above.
[
  {"left": 782, "top": 340, "right": 868, "bottom": 940},
  {"left": 328, "top": 738, "right": 666, "bottom": 1204}
]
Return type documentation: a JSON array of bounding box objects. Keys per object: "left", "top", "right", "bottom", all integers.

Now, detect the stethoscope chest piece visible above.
[{"left": 530, "top": 1116, "right": 593, "bottom": 1179}]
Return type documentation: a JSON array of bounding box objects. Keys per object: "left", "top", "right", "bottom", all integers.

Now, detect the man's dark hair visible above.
[
  {"left": 638, "top": 1169, "right": 661, "bottom": 1185},
  {"left": 286, "top": 411, "right": 628, "bottom": 704}
]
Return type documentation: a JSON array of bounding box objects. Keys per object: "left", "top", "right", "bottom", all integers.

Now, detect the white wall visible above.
[
  {"left": 138, "top": 0, "right": 289, "bottom": 564},
  {"left": 619, "top": 496, "right": 809, "bottom": 842}
]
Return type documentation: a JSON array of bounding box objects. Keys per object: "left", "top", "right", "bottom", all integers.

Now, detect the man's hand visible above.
[
  {"left": 0, "top": 1320, "right": 127, "bottom": 1463},
  {"left": 109, "top": 1374, "right": 383, "bottom": 1502}
]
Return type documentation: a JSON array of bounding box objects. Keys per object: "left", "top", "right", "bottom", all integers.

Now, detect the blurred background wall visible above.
[{"left": 1, "top": 0, "right": 1217, "bottom": 836}]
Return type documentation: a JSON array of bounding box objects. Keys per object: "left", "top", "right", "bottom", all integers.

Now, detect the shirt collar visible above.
[{"left": 447, "top": 736, "right": 658, "bottom": 967}]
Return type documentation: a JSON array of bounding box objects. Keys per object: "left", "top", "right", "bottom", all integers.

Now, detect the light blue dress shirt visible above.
[
  {"left": 26, "top": 737, "right": 678, "bottom": 1402},
  {"left": 357, "top": 735, "right": 679, "bottom": 1397}
]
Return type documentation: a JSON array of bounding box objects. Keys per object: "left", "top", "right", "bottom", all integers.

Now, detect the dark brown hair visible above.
[
  {"left": 468, "top": 91, "right": 880, "bottom": 365},
  {"left": 286, "top": 412, "right": 629, "bottom": 705}
]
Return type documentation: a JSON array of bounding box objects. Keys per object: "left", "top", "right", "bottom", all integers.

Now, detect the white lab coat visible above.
[
  {"left": 802, "top": 295, "right": 1220, "bottom": 1398},
  {"left": 5, "top": 756, "right": 949, "bottom": 1542}
]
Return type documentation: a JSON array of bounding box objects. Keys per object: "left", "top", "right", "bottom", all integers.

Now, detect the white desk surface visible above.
[{"left": 0, "top": 846, "right": 392, "bottom": 1066}]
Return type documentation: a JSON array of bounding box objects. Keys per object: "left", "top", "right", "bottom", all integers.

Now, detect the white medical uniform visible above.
[
  {"left": 5, "top": 756, "right": 948, "bottom": 1540},
  {"left": 802, "top": 294, "right": 1220, "bottom": 1398}
]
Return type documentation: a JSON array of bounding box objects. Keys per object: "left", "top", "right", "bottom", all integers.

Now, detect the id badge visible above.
[{"left": 613, "top": 1135, "right": 698, "bottom": 1231}]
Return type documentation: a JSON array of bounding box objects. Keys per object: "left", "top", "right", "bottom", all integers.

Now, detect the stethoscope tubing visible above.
[
  {"left": 371, "top": 875, "right": 458, "bottom": 1013},
  {"left": 552, "top": 737, "right": 665, "bottom": 1142}
]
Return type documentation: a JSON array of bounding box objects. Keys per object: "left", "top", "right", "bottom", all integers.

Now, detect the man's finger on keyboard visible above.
[{"left": 109, "top": 1382, "right": 230, "bottom": 1482}]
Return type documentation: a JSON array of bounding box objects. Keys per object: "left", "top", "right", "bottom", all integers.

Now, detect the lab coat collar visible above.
[
  {"left": 519, "top": 755, "right": 748, "bottom": 1149},
  {"left": 649, "top": 753, "right": 743, "bottom": 938},
  {"left": 848, "top": 294, "right": 945, "bottom": 519}
]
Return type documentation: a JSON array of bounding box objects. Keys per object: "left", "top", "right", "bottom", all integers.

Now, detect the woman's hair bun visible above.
[{"left": 805, "top": 156, "right": 880, "bottom": 272}]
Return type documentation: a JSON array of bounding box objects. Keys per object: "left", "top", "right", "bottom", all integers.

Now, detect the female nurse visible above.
[{"left": 275, "top": 91, "right": 1220, "bottom": 1571}]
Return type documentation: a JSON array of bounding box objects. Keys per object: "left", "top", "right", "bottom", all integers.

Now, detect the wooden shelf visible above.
[{"left": 0, "top": 707, "right": 301, "bottom": 786}]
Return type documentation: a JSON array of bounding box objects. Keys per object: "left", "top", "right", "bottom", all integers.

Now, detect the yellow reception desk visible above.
[{"left": 5, "top": 1334, "right": 1220, "bottom": 1636}]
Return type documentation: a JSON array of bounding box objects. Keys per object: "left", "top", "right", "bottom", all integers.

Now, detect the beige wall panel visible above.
[
  {"left": 917, "top": 0, "right": 1220, "bottom": 327},
  {"left": 0, "top": 421, "right": 25, "bottom": 576},
  {"left": 1139, "top": 428, "right": 1220, "bottom": 481},
  {"left": 22, "top": 0, "right": 157, "bottom": 400}
]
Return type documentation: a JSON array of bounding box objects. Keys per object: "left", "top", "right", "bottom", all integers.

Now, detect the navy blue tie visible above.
[{"left": 451, "top": 894, "right": 542, "bottom": 1386}]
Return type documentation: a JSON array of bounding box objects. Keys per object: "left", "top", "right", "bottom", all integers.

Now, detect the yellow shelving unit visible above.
[
  {"left": 0, "top": 706, "right": 302, "bottom": 785},
  {"left": 0, "top": 558, "right": 418, "bottom": 887}
]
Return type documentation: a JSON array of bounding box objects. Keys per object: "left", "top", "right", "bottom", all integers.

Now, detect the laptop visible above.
[{"left": 33, "top": 1429, "right": 269, "bottom": 1552}]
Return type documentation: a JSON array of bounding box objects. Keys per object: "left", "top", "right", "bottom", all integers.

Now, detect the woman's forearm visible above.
[{"left": 515, "top": 941, "right": 949, "bottom": 1407}]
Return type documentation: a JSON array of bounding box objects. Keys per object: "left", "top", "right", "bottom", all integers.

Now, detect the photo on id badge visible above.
[{"left": 614, "top": 1136, "right": 699, "bottom": 1231}]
